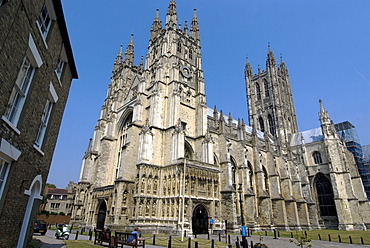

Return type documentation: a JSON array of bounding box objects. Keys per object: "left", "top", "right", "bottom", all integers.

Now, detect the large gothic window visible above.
[
  {"left": 315, "top": 175, "right": 337, "bottom": 217},
  {"left": 256, "top": 83, "right": 261, "bottom": 100},
  {"left": 264, "top": 80, "right": 269, "bottom": 97},
  {"left": 312, "top": 151, "right": 322, "bottom": 164},
  {"left": 268, "top": 114, "right": 275, "bottom": 136},
  {"left": 259, "top": 116, "right": 265, "bottom": 132}
]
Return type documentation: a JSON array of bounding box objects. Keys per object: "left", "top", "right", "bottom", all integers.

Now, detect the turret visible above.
[
  {"left": 319, "top": 99, "right": 339, "bottom": 139},
  {"left": 113, "top": 45, "right": 123, "bottom": 73},
  {"left": 244, "top": 57, "right": 253, "bottom": 79},
  {"left": 166, "top": 0, "right": 177, "bottom": 29},
  {"left": 150, "top": 9, "right": 162, "bottom": 40},
  {"left": 266, "top": 45, "right": 276, "bottom": 69}
]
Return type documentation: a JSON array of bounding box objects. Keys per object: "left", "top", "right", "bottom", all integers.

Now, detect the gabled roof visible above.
[{"left": 46, "top": 188, "right": 68, "bottom": 195}]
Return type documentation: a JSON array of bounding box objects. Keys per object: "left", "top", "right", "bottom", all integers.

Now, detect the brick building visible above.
[
  {"left": 42, "top": 182, "right": 77, "bottom": 215},
  {"left": 0, "top": 1, "right": 77, "bottom": 247}
]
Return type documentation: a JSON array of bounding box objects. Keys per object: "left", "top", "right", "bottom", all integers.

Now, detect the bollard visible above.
[
  {"left": 318, "top": 234, "right": 321, "bottom": 240},
  {"left": 291, "top": 232, "right": 293, "bottom": 238},
  {"left": 349, "top": 236, "right": 353, "bottom": 244},
  {"left": 208, "top": 231, "right": 210, "bottom": 240},
  {"left": 195, "top": 233, "right": 197, "bottom": 238},
  {"left": 251, "top": 240, "right": 253, "bottom": 247},
  {"left": 247, "top": 227, "right": 250, "bottom": 237},
  {"left": 278, "top": 231, "right": 280, "bottom": 237},
  {"left": 328, "top": 234, "right": 331, "bottom": 242},
  {"left": 75, "top": 231, "right": 79, "bottom": 240},
  {"left": 273, "top": 229, "right": 277, "bottom": 239},
  {"left": 195, "top": 241, "right": 198, "bottom": 248},
  {"left": 168, "top": 235, "right": 171, "bottom": 248},
  {"left": 361, "top": 237, "right": 364, "bottom": 245},
  {"left": 228, "top": 234, "right": 230, "bottom": 244},
  {"left": 218, "top": 232, "right": 221, "bottom": 242},
  {"left": 188, "top": 237, "right": 191, "bottom": 248},
  {"left": 265, "top": 231, "right": 267, "bottom": 236},
  {"left": 184, "top": 230, "right": 187, "bottom": 237},
  {"left": 153, "top": 234, "right": 156, "bottom": 245},
  {"left": 338, "top": 235, "right": 341, "bottom": 243},
  {"left": 235, "top": 241, "right": 240, "bottom": 248},
  {"left": 89, "top": 229, "right": 92, "bottom": 240},
  {"left": 211, "top": 239, "right": 215, "bottom": 248},
  {"left": 304, "top": 231, "right": 307, "bottom": 237}
]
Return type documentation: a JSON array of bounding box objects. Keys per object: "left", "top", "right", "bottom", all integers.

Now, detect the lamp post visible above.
[{"left": 238, "top": 183, "right": 247, "bottom": 248}]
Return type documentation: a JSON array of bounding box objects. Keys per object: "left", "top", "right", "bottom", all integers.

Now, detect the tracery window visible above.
[
  {"left": 177, "top": 41, "right": 182, "bottom": 53},
  {"left": 256, "top": 83, "right": 261, "bottom": 100},
  {"left": 313, "top": 151, "right": 322, "bottom": 164},
  {"left": 268, "top": 114, "right": 275, "bottom": 136},
  {"left": 316, "top": 176, "right": 337, "bottom": 216}
]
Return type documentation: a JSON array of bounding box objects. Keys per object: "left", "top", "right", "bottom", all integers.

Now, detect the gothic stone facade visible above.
[{"left": 70, "top": 0, "right": 370, "bottom": 234}]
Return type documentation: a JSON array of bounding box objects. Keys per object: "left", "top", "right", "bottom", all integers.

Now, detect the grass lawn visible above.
[
  {"left": 63, "top": 235, "right": 228, "bottom": 248},
  {"left": 256, "top": 229, "right": 370, "bottom": 245}
]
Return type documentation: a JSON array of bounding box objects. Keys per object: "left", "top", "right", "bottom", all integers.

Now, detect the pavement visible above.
[{"left": 33, "top": 230, "right": 370, "bottom": 248}]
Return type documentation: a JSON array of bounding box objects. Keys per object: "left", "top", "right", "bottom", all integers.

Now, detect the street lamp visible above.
[{"left": 238, "top": 183, "right": 247, "bottom": 248}]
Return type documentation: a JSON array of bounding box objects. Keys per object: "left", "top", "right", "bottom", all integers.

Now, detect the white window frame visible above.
[
  {"left": 55, "top": 45, "right": 68, "bottom": 85},
  {"left": 0, "top": 159, "right": 10, "bottom": 200},
  {"left": 0, "top": 138, "right": 21, "bottom": 201},
  {"left": 36, "top": 0, "right": 56, "bottom": 46},
  {"left": 2, "top": 34, "right": 43, "bottom": 132},
  {"left": 34, "top": 82, "right": 58, "bottom": 151}
]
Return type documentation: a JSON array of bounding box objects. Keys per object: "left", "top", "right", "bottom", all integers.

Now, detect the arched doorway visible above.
[
  {"left": 192, "top": 204, "right": 208, "bottom": 234},
  {"left": 315, "top": 175, "right": 338, "bottom": 229},
  {"left": 96, "top": 201, "right": 107, "bottom": 230}
]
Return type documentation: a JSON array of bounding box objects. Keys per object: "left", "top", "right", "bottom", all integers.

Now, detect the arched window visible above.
[
  {"left": 230, "top": 156, "right": 237, "bottom": 188},
  {"left": 313, "top": 151, "right": 322, "bottom": 164},
  {"left": 256, "top": 83, "right": 261, "bottom": 100},
  {"left": 259, "top": 116, "right": 265, "bottom": 132},
  {"left": 185, "top": 141, "right": 193, "bottom": 160},
  {"left": 247, "top": 161, "right": 253, "bottom": 189},
  {"left": 316, "top": 175, "right": 337, "bottom": 217},
  {"left": 268, "top": 114, "right": 275, "bottom": 136},
  {"left": 177, "top": 41, "right": 182, "bottom": 53},
  {"left": 264, "top": 80, "right": 269, "bottom": 97},
  {"left": 262, "top": 166, "right": 269, "bottom": 193}
]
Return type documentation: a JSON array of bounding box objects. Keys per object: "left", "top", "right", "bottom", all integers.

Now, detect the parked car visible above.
[{"left": 33, "top": 220, "right": 47, "bottom": 235}]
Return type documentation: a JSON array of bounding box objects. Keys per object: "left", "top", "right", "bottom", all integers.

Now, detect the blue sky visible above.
[{"left": 48, "top": 0, "right": 370, "bottom": 188}]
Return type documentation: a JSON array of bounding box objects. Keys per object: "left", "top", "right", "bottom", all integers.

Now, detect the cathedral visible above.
[{"left": 70, "top": 1, "right": 370, "bottom": 234}]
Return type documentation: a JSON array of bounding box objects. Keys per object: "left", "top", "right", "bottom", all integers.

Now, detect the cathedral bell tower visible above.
[
  {"left": 245, "top": 46, "right": 298, "bottom": 146},
  {"left": 144, "top": 1, "right": 206, "bottom": 138}
]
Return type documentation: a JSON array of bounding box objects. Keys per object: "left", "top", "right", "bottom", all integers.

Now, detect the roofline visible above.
[{"left": 53, "top": 0, "right": 78, "bottom": 79}]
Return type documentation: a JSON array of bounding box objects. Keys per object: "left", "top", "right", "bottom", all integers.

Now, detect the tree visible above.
[{"left": 45, "top": 183, "right": 56, "bottom": 188}]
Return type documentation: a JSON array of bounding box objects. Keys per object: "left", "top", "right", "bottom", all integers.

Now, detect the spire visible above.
[
  {"left": 124, "top": 34, "right": 134, "bottom": 65},
  {"left": 113, "top": 45, "right": 123, "bottom": 72},
  {"left": 266, "top": 43, "right": 276, "bottom": 68},
  {"left": 166, "top": 0, "right": 177, "bottom": 29},
  {"left": 190, "top": 9, "right": 200, "bottom": 42},
  {"left": 150, "top": 8, "right": 162, "bottom": 40}
]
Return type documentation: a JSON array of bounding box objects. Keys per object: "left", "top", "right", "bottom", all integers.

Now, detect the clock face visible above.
[{"left": 180, "top": 66, "right": 191, "bottom": 78}]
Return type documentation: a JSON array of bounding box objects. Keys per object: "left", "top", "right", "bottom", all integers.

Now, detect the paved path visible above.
[{"left": 33, "top": 231, "right": 370, "bottom": 248}]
